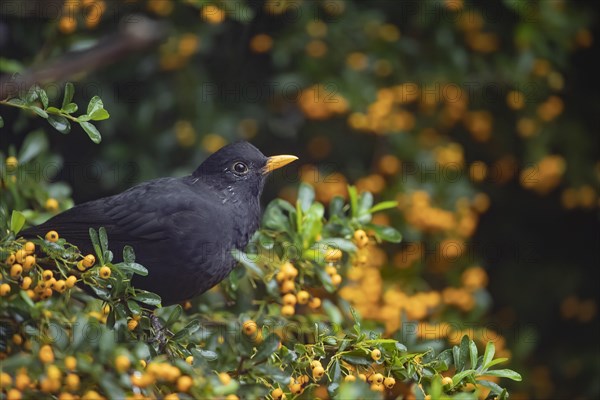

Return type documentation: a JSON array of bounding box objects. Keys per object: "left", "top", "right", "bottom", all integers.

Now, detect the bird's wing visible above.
[{"left": 22, "top": 178, "right": 204, "bottom": 251}]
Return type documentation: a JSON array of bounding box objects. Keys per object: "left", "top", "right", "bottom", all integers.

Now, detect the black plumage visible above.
[{"left": 21, "top": 142, "right": 297, "bottom": 305}]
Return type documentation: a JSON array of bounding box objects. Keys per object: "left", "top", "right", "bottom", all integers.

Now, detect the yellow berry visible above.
[
  {"left": 10, "top": 263, "right": 23, "bottom": 278},
  {"left": 23, "top": 255, "right": 35, "bottom": 271},
  {"left": 384, "top": 376, "right": 396, "bottom": 388},
  {"left": 344, "top": 374, "right": 356, "bottom": 382},
  {"left": 45, "top": 230, "right": 59, "bottom": 242},
  {"left": 127, "top": 319, "right": 138, "bottom": 331},
  {"left": 66, "top": 275, "right": 77, "bottom": 288},
  {"left": 15, "top": 372, "right": 30, "bottom": 390},
  {"left": 82, "top": 254, "right": 96, "bottom": 268},
  {"left": 76, "top": 260, "right": 86, "bottom": 272},
  {"left": 15, "top": 249, "right": 27, "bottom": 264},
  {"left": 310, "top": 360, "right": 322, "bottom": 370},
  {"left": 45, "top": 198, "right": 59, "bottom": 212},
  {"left": 53, "top": 280, "right": 67, "bottom": 293},
  {"left": 371, "top": 348, "right": 382, "bottom": 361},
  {"left": 185, "top": 355, "right": 194, "bottom": 365},
  {"left": 312, "top": 365, "right": 325, "bottom": 380},
  {"left": 308, "top": 297, "right": 321, "bottom": 309},
  {"left": 6, "top": 388, "right": 21, "bottom": 400},
  {"left": 65, "top": 356, "right": 77, "bottom": 370},
  {"left": 0, "top": 283, "right": 11, "bottom": 296},
  {"left": 280, "top": 262, "right": 298, "bottom": 279},
  {"left": 5, "top": 156, "right": 17, "bottom": 168},
  {"left": 177, "top": 375, "right": 193, "bottom": 392},
  {"left": 115, "top": 355, "right": 131, "bottom": 372},
  {"left": 39, "top": 344, "right": 55, "bottom": 363},
  {"left": 282, "top": 293, "right": 297, "bottom": 306},
  {"left": 358, "top": 373, "right": 367, "bottom": 381},
  {"left": 324, "top": 248, "right": 342, "bottom": 262},
  {"left": 218, "top": 372, "right": 231, "bottom": 385},
  {"left": 370, "top": 382, "right": 384, "bottom": 392},
  {"left": 24, "top": 241, "right": 35, "bottom": 254},
  {"left": 289, "top": 383, "right": 303, "bottom": 395},
  {"left": 242, "top": 320, "right": 258, "bottom": 336},
  {"left": 99, "top": 266, "right": 111, "bottom": 279},
  {"left": 12, "top": 333, "right": 23, "bottom": 345},
  {"left": 353, "top": 229, "right": 369, "bottom": 248},
  {"left": 0, "top": 372, "right": 13, "bottom": 388},
  {"left": 371, "top": 373, "right": 384, "bottom": 384},
  {"left": 279, "top": 279, "right": 295, "bottom": 294},
  {"left": 82, "top": 390, "right": 101, "bottom": 400},
  {"left": 281, "top": 304, "right": 295, "bottom": 317},
  {"left": 5, "top": 253, "right": 15, "bottom": 265},
  {"left": 331, "top": 273, "right": 342, "bottom": 286},
  {"left": 40, "top": 287, "right": 53, "bottom": 299},
  {"left": 271, "top": 387, "right": 286, "bottom": 400},
  {"left": 442, "top": 376, "right": 453, "bottom": 386},
  {"left": 225, "top": 395, "right": 238, "bottom": 400},
  {"left": 42, "top": 270, "right": 54, "bottom": 281},
  {"left": 65, "top": 373, "right": 80, "bottom": 391},
  {"left": 296, "top": 290, "right": 310, "bottom": 304}
]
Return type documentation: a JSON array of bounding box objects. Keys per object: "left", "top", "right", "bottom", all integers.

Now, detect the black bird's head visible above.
[{"left": 192, "top": 141, "right": 297, "bottom": 198}]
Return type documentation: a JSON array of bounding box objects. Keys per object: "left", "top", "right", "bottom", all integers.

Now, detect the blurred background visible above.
[{"left": 1, "top": 0, "right": 598, "bottom": 398}]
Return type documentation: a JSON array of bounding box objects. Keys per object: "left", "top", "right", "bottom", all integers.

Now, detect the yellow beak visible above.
[{"left": 263, "top": 155, "right": 298, "bottom": 174}]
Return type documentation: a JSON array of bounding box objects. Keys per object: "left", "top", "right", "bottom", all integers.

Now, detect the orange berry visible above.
[
  {"left": 10, "top": 263, "right": 23, "bottom": 278},
  {"left": 271, "top": 387, "right": 286, "bottom": 400},
  {"left": 5, "top": 253, "right": 15, "bottom": 265},
  {"left": 99, "top": 266, "right": 111, "bottom": 279},
  {"left": 65, "top": 373, "right": 80, "bottom": 391},
  {"left": 24, "top": 241, "right": 35, "bottom": 254},
  {"left": 371, "top": 348, "right": 382, "bottom": 361},
  {"left": 242, "top": 320, "right": 258, "bottom": 336},
  {"left": 127, "top": 319, "right": 138, "bottom": 331},
  {"left": 312, "top": 365, "right": 325, "bottom": 380},
  {"left": 65, "top": 356, "right": 77, "bottom": 370},
  {"left": 281, "top": 304, "right": 295, "bottom": 317},
  {"left": 53, "top": 279, "right": 67, "bottom": 293},
  {"left": 345, "top": 374, "right": 356, "bottom": 382},
  {"left": 296, "top": 290, "right": 310, "bottom": 304},
  {"left": 115, "top": 355, "right": 131, "bottom": 372},
  {"left": 308, "top": 297, "right": 321, "bottom": 309},
  {"left": 280, "top": 279, "right": 295, "bottom": 293},
  {"left": 331, "top": 273, "right": 342, "bottom": 286},
  {"left": 42, "top": 270, "right": 54, "bottom": 281},
  {"left": 442, "top": 376, "right": 453, "bottom": 386},
  {"left": 45, "top": 231, "right": 59, "bottom": 242},
  {"left": 82, "top": 254, "right": 96, "bottom": 268},
  {"left": 177, "top": 375, "right": 193, "bottom": 392},
  {"left": 353, "top": 229, "right": 369, "bottom": 248},
  {"left": 39, "top": 344, "right": 55, "bottom": 363},
  {"left": 23, "top": 255, "right": 36, "bottom": 271},
  {"left": 65, "top": 275, "right": 77, "bottom": 288},
  {"left": 282, "top": 293, "right": 297, "bottom": 306},
  {"left": 218, "top": 372, "right": 231, "bottom": 385},
  {"left": 185, "top": 355, "right": 194, "bottom": 365},
  {"left": 0, "top": 283, "right": 11, "bottom": 296},
  {"left": 384, "top": 376, "right": 396, "bottom": 388}
]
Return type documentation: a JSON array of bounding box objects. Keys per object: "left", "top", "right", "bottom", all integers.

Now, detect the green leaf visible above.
[
  {"left": 0, "top": 115, "right": 3, "bottom": 128},
  {"left": 127, "top": 300, "right": 142, "bottom": 317},
  {"left": 80, "top": 121, "right": 101, "bottom": 143},
  {"left": 87, "top": 96, "right": 104, "bottom": 115},
  {"left": 35, "top": 86, "right": 48, "bottom": 108},
  {"left": 165, "top": 305, "right": 183, "bottom": 327},
  {"left": 90, "top": 108, "right": 110, "bottom": 121},
  {"left": 123, "top": 245, "right": 135, "bottom": 263},
  {"left": 357, "top": 191, "right": 373, "bottom": 214},
  {"left": 477, "top": 380, "right": 505, "bottom": 395},
  {"left": 253, "top": 333, "right": 280, "bottom": 364},
  {"left": 348, "top": 186, "right": 358, "bottom": 218},
  {"left": 297, "top": 183, "right": 315, "bottom": 212},
  {"left": 18, "top": 129, "right": 48, "bottom": 163},
  {"left": 482, "top": 369, "right": 522, "bottom": 381},
  {"left": 482, "top": 357, "right": 509, "bottom": 370},
  {"left": 318, "top": 238, "right": 356, "bottom": 253},
  {"left": 458, "top": 335, "right": 470, "bottom": 371},
  {"left": 47, "top": 115, "right": 71, "bottom": 134},
  {"left": 10, "top": 210, "right": 26, "bottom": 234},
  {"left": 134, "top": 291, "right": 162, "bottom": 306},
  {"left": 481, "top": 341, "right": 496, "bottom": 371},
  {"left": 469, "top": 340, "right": 478, "bottom": 369},
  {"left": 365, "top": 224, "right": 402, "bottom": 243},
  {"left": 89, "top": 228, "right": 101, "bottom": 256},
  {"left": 452, "top": 369, "right": 476, "bottom": 386},
  {"left": 62, "top": 82, "right": 74, "bottom": 109},
  {"left": 118, "top": 262, "right": 148, "bottom": 276},
  {"left": 232, "top": 249, "right": 264, "bottom": 278},
  {"left": 172, "top": 319, "right": 201, "bottom": 340},
  {"left": 368, "top": 201, "right": 398, "bottom": 214},
  {"left": 25, "top": 86, "right": 38, "bottom": 103},
  {"left": 62, "top": 103, "right": 78, "bottom": 114},
  {"left": 31, "top": 106, "right": 48, "bottom": 118},
  {"left": 99, "top": 227, "right": 109, "bottom": 254},
  {"left": 77, "top": 114, "right": 91, "bottom": 122}
]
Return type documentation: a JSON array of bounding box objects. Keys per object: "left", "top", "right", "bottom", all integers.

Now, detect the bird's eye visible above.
[{"left": 232, "top": 162, "right": 249, "bottom": 175}]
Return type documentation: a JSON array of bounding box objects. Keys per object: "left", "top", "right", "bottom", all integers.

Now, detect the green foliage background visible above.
[{"left": 1, "top": 0, "right": 599, "bottom": 399}]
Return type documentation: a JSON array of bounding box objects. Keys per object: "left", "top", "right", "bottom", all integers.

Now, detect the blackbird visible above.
[{"left": 21, "top": 141, "right": 297, "bottom": 305}]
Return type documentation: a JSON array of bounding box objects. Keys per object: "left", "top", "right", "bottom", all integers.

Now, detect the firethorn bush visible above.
[
  {"left": 1, "top": 184, "right": 521, "bottom": 400},
  {"left": 1, "top": 86, "right": 521, "bottom": 398}
]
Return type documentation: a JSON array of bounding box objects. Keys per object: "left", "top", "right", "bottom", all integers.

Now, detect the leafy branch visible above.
[{"left": 0, "top": 82, "right": 109, "bottom": 143}]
